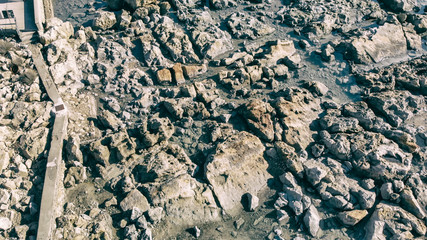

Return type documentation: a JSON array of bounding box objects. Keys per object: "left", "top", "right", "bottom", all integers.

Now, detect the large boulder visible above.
[
  {"left": 366, "top": 90, "right": 424, "bottom": 127},
  {"left": 365, "top": 202, "right": 426, "bottom": 239},
  {"left": 226, "top": 12, "right": 275, "bottom": 40},
  {"left": 18, "top": 127, "right": 49, "bottom": 159},
  {"left": 382, "top": 0, "right": 416, "bottom": 13},
  {"left": 240, "top": 99, "right": 275, "bottom": 142},
  {"left": 132, "top": 144, "right": 220, "bottom": 238},
  {"left": 186, "top": 11, "right": 234, "bottom": 59},
  {"left": 344, "top": 23, "right": 407, "bottom": 64},
  {"left": 322, "top": 131, "right": 412, "bottom": 181},
  {"left": 152, "top": 16, "right": 199, "bottom": 63},
  {"left": 40, "top": 18, "right": 74, "bottom": 45},
  {"left": 272, "top": 87, "right": 321, "bottom": 150},
  {"left": 46, "top": 39, "right": 83, "bottom": 86},
  {"left": 93, "top": 11, "right": 117, "bottom": 30},
  {"left": 260, "top": 40, "right": 298, "bottom": 67},
  {"left": 303, "top": 205, "right": 320, "bottom": 237},
  {"left": 120, "top": 189, "right": 150, "bottom": 212},
  {"left": 204, "top": 131, "right": 271, "bottom": 214}
]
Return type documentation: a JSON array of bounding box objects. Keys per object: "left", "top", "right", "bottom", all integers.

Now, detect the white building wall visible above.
[{"left": 0, "top": 1, "right": 25, "bottom": 30}]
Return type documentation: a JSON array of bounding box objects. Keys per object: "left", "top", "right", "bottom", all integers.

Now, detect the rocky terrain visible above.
[{"left": 0, "top": 0, "right": 427, "bottom": 239}]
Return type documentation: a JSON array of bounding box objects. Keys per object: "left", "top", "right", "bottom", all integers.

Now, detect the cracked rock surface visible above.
[{"left": 0, "top": 0, "right": 427, "bottom": 239}]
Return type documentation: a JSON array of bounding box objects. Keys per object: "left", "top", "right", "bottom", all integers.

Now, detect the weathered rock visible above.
[
  {"left": 182, "top": 64, "right": 207, "bottom": 79},
  {"left": 119, "top": 10, "right": 132, "bottom": 29},
  {"left": 275, "top": 142, "right": 304, "bottom": 178},
  {"left": 147, "top": 207, "right": 163, "bottom": 223},
  {"left": 93, "top": 11, "right": 117, "bottom": 30},
  {"left": 65, "top": 134, "right": 83, "bottom": 164},
  {"left": 156, "top": 68, "right": 172, "bottom": 85},
  {"left": 319, "top": 115, "right": 363, "bottom": 133},
  {"left": 40, "top": 18, "right": 74, "bottom": 45},
  {"left": 320, "top": 44, "right": 335, "bottom": 62},
  {"left": 152, "top": 16, "right": 199, "bottom": 63},
  {"left": 140, "top": 41, "right": 171, "bottom": 68},
  {"left": 186, "top": 11, "right": 233, "bottom": 59},
  {"left": 273, "top": 88, "right": 321, "bottom": 150},
  {"left": 46, "top": 39, "right": 83, "bottom": 86},
  {"left": 204, "top": 131, "right": 271, "bottom": 214},
  {"left": 0, "top": 150, "right": 9, "bottom": 173},
  {"left": 98, "top": 109, "right": 123, "bottom": 131},
  {"left": 131, "top": 145, "right": 219, "bottom": 237},
  {"left": 403, "top": 24, "right": 422, "bottom": 50},
  {"left": 133, "top": 144, "right": 196, "bottom": 184},
  {"left": 89, "top": 139, "right": 110, "bottom": 166},
  {"left": 323, "top": 132, "right": 412, "bottom": 180},
  {"left": 382, "top": 0, "right": 416, "bottom": 13},
  {"left": 342, "top": 101, "right": 391, "bottom": 133},
  {"left": 344, "top": 23, "right": 407, "bottom": 64},
  {"left": 365, "top": 202, "right": 426, "bottom": 239},
  {"left": 243, "top": 193, "right": 259, "bottom": 212},
  {"left": 18, "top": 127, "right": 49, "bottom": 159},
  {"left": 400, "top": 188, "right": 426, "bottom": 219},
  {"left": 337, "top": 210, "right": 368, "bottom": 226},
  {"left": 0, "top": 217, "right": 12, "bottom": 230},
  {"left": 171, "top": 63, "right": 185, "bottom": 85},
  {"left": 138, "top": 116, "right": 174, "bottom": 147},
  {"left": 226, "top": 12, "right": 275, "bottom": 40},
  {"left": 109, "top": 130, "right": 136, "bottom": 161},
  {"left": 303, "top": 205, "right": 320, "bottom": 237},
  {"left": 366, "top": 90, "right": 423, "bottom": 127},
  {"left": 306, "top": 81, "right": 329, "bottom": 96},
  {"left": 380, "top": 182, "right": 394, "bottom": 200},
  {"left": 64, "top": 166, "right": 87, "bottom": 187},
  {"left": 240, "top": 99, "right": 275, "bottom": 142},
  {"left": 261, "top": 40, "right": 298, "bottom": 67},
  {"left": 120, "top": 189, "right": 150, "bottom": 212},
  {"left": 303, "top": 160, "right": 329, "bottom": 186},
  {"left": 283, "top": 53, "right": 302, "bottom": 69}
]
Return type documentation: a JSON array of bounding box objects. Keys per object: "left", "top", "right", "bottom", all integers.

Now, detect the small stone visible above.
[
  {"left": 171, "top": 63, "right": 185, "bottom": 85},
  {"left": 361, "top": 179, "right": 375, "bottom": 190},
  {"left": 277, "top": 209, "right": 289, "bottom": 222},
  {"left": 156, "top": 68, "right": 172, "bottom": 85},
  {"left": 190, "top": 226, "right": 201, "bottom": 238},
  {"left": 243, "top": 193, "right": 259, "bottom": 211},
  {"left": 380, "top": 183, "right": 393, "bottom": 200},
  {"left": 393, "top": 180, "right": 405, "bottom": 193},
  {"left": 234, "top": 218, "right": 245, "bottom": 230},
  {"left": 130, "top": 207, "right": 143, "bottom": 221},
  {"left": 0, "top": 150, "right": 9, "bottom": 172},
  {"left": 93, "top": 11, "right": 117, "bottom": 31},
  {"left": 337, "top": 210, "right": 368, "bottom": 226},
  {"left": 120, "top": 189, "right": 150, "bottom": 212},
  {"left": 104, "top": 197, "right": 117, "bottom": 207},
  {"left": 283, "top": 54, "right": 301, "bottom": 69},
  {"left": 307, "top": 81, "right": 329, "bottom": 96},
  {"left": 303, "top": 205, "right": 320, "bottom": 237},
  {"left": 147, "top": 207, "right": 163, "bottom": 224},
  {"left": 0, "top": 217, "right": 12, "bottom": 230}
]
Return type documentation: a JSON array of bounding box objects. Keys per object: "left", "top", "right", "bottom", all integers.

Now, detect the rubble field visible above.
[{"left": 1, "top": 0, "right": 427, "bottom": 239}]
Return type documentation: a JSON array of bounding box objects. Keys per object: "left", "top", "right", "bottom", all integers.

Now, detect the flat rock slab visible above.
[
  {"left": 347, "top": 23, "right": 407, "bottom": 64},
  {"left": 204, "top": 131, "right": 271, "bottom": 214}
]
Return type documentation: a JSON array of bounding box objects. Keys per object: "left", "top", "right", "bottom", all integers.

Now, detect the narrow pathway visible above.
[{"left": 29, "top": 44, "right": 68, "bottom": 240}]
